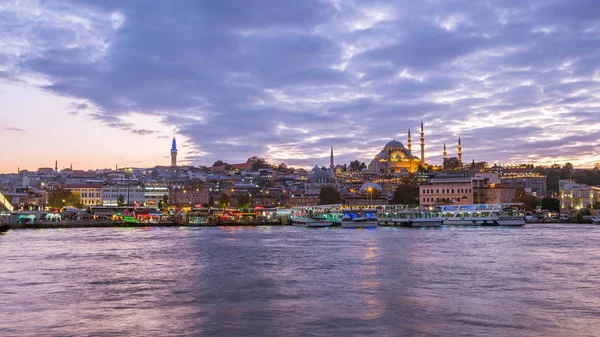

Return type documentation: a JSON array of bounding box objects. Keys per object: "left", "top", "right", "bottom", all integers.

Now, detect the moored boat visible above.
[
  {"left": 377, "top": 205, "right": 443, "bottom": 227},
  {"left": 291, "top": 206, "right": 339, "bottom": 227},
  {"left": 0, "top": 224, "right": 10, "bottom": 232},
  {"left": 440, "top": 203, "right": 526, "bottom": 226},
  {"left": 340, "top": 215, "right": 378, "bottom": 228}
]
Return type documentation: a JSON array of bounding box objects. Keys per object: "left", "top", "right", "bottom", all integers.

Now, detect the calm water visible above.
[{"left": 1, "top": 224, "right": 600, "bottom": 337}]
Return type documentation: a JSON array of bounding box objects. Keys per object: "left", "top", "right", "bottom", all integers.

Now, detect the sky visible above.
[{"left": 1, "top": 0, "right": 600, "bottom": 173}]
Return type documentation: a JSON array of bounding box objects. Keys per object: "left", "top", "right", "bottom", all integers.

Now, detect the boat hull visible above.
[
  {"left": 408, "top": 219, "right": 443, "bottom": 227},
  {"left": 341, "top": 221, "right": 378, "bottom": 228},
  {"left": 495, "top": 219, "right": 526, "bottom": 226},
  {"left": 306, "top": 221, "right": 332, "bottom": 227},
  {"left": 0, "top": 224, "right": 10, "bottom": 232},
  {"left": 443, "top": 218, "right": 525, "bottom": 226},
  {"left": 292, "top": 217, "right": 332, "bottom": 227}
]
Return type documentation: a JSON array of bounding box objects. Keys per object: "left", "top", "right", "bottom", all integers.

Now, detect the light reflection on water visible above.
[{"left": 0, "top": 224, "right": 600, "bottom": 336}]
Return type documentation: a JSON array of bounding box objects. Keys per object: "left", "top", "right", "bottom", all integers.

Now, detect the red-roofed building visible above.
[
  {"left": 486, "top": 184, "right": 516, "bottom": 203},
  {"left": 209, "top": 162, "right": 253, "bottom": 173}
]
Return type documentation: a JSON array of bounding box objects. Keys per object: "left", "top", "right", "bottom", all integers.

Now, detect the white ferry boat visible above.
[
  {"left": 291, "top": 205, "right": 340, "bottom": 227},
  {"left": 440, "top": 203, "right": 526, "bottom": 226},
  {"left": 340, "top": 215, "right": 378, "bottom": 228},
  {"left": 377, "top": 205, "right": 443, "bottom": 227},
  {"left": 340, "top": 208, "right": 378, "bottom": 228}
]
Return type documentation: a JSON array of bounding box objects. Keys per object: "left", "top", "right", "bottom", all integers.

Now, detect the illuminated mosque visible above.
[{"left": 367, "top": 121, "right": 463, "bottom": 174}]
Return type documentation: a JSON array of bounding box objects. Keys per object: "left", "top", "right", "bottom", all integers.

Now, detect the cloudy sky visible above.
[{"left": 1, "top": 0, "right": 600, "bottom": 173}]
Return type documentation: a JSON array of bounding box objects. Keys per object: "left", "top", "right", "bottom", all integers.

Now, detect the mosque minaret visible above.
[
  {"left": 458, "top": 137, "right": 463, "bottom": 166},
  {"left": 420, "top": 120, "right": 425, "bottom": 166},
  {"left": 443, "top": 143, "right": 447, "bottom": 160}
]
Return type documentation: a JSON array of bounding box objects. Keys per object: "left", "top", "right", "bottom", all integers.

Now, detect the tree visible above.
[
  {"left": 391, "top": 176, "right": 420, "bottom": 204},
  {"left": 48, "top": 188, "right": 82, "bottom": 209},
  {"left": 443, "top": 157, "right": 461, "bottom": 170},
  {"left": 158, "top": 194, "right": 169, "bottom": 210},
  {"left": 212, "top": 160, "right": 226, "bottom": 167},
  {"left": 541, "top": 198, "right": 560, "bottom": 212},
  {"left": 349, "top": 160, "right": 361, "bottom": 172},
  {"left": 359, "top": 162, "right": 367, "bottom": 171},
  {"left": 237, "top": 194, "right": 251, "bottom": 210},
  {"left": 276, "top": 163, "right": 288, "bottom": 171},
  {"left": 117, "top": 194, "right": 125, "bottom": 207},
  {"left": 219, "top": 193, "right": 230, "bottom": 208},
  {"left": 247, "top": 156, "right": 270, "bottom": 170},
  {"left": 512, "top": 187, "right": 540, "bottom": 211},
  {"left": 475, "top": 161, "right": 488, "bottom": 170},
  {"left": 319, "top": 186, "right": 341, "bottom": 205}
]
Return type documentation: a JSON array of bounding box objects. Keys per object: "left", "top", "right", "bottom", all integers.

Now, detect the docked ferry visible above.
[
  {"left": 377, "top": 205, "right": 443, "bottom": 227},
  {"left": 440, "top": 203, "right": 526, "bottom": 226},
  {"left": 340, "top": 208, "right": 378, "bottom": 228},
  {"left": 291, "top": 205, "right": 340, "bottom": 227}
]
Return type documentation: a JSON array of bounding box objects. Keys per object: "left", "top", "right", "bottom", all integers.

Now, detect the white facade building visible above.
[
  {"left": 559, "top": 180, "right": 600, "bottom": 212},
  {"left": 102, "top": 185, "right": 145, "bottom": 206},
  {"left": 144, "top": 184, "right": 169, "bottom": 207}
]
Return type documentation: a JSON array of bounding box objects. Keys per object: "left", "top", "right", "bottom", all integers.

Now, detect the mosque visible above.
[{"left": 367, "top": 121, "right": 463, "bottom": 174}]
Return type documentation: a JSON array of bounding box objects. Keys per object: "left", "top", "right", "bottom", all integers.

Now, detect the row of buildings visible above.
[{"left": 1, "top": 137, "right": 550, "bottom": 211}]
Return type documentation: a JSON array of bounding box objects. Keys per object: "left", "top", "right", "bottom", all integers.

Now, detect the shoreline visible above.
[{"left": 4, "top": 221, "right": 286, "bottom": 229}]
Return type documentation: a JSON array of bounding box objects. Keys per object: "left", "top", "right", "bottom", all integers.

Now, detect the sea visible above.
[{"left": 1, "top": 224, "right": 599, "bottom": 337}]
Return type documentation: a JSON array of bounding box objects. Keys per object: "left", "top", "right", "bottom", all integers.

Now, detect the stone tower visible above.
[
  {"left": 171, "top": 137, "right": 178, "bottom": 167},
  {"left": 420, "top": 120, "right": 425, "bottom": 166}
]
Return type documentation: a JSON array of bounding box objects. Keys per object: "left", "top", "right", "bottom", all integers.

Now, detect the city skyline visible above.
[{"left": 2, "top": 0, "right": 600, "bottom": 173}]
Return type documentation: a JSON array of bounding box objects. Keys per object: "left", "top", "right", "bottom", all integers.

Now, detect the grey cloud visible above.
[
  {"left": 3, "top": 0, "right": 600, "bottom": 167},
  {"left": 5, "top": 127, "right": 26, "bottom": 132}
]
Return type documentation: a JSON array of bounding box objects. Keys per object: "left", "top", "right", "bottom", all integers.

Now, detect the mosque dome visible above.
[
  {"left": 308, "top": 170, "right": 332, "bottom": 180},
  {"left": 311, "top": 165, "right": 320, "bottom": 172},
  {"left": 359, "top": 182, "right": 383, "bottom": 192},
  {"left": 384, "top": 139, "right": 404, "bottom": 149}
]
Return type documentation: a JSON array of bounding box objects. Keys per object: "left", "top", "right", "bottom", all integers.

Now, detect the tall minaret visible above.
[
  {"left": 329, "top": 146, "right": 334, "bottom": 172},
  {"left": 443, "top": 143, "right": 447, "bottom": 160},
  {"left": 407, "top": 129, "right": 412, "bottom": 152},
  {"left": 420, "top": 120, "right": 425, "bottom": 165},
  {"left": 55, "top": 160, "right": 58, "bottom": 172},
  {"left": 171, "top": 137, "right": 178, "bottom": 167},
  {"left": 457, "top": 137, "right": 462, "bottom": 166}
]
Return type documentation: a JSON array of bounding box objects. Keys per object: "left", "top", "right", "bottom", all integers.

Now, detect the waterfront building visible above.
[
  {"left": 144, "top": 183, "right": 168, "bottom": 207},
  {"left": 65, "top": 184, "right": 103, "bottom": 206},
  {"left": 102, "top": 185, "right": 145, "bottom": 206},
  {"left": 501, "top": 172, "right": 547, "bottom": 197},
  {"left": 486, "top": 184, "right": 517, "bottom": 203},
  {"left": 169, "top": 185, "right": 210, "bottom": 207},
  {"left": 559, "top": 180, "right": 600, "bottom": 212},
  {"left": 419, "top": 174, "right": 494, "bottom": 206}
]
